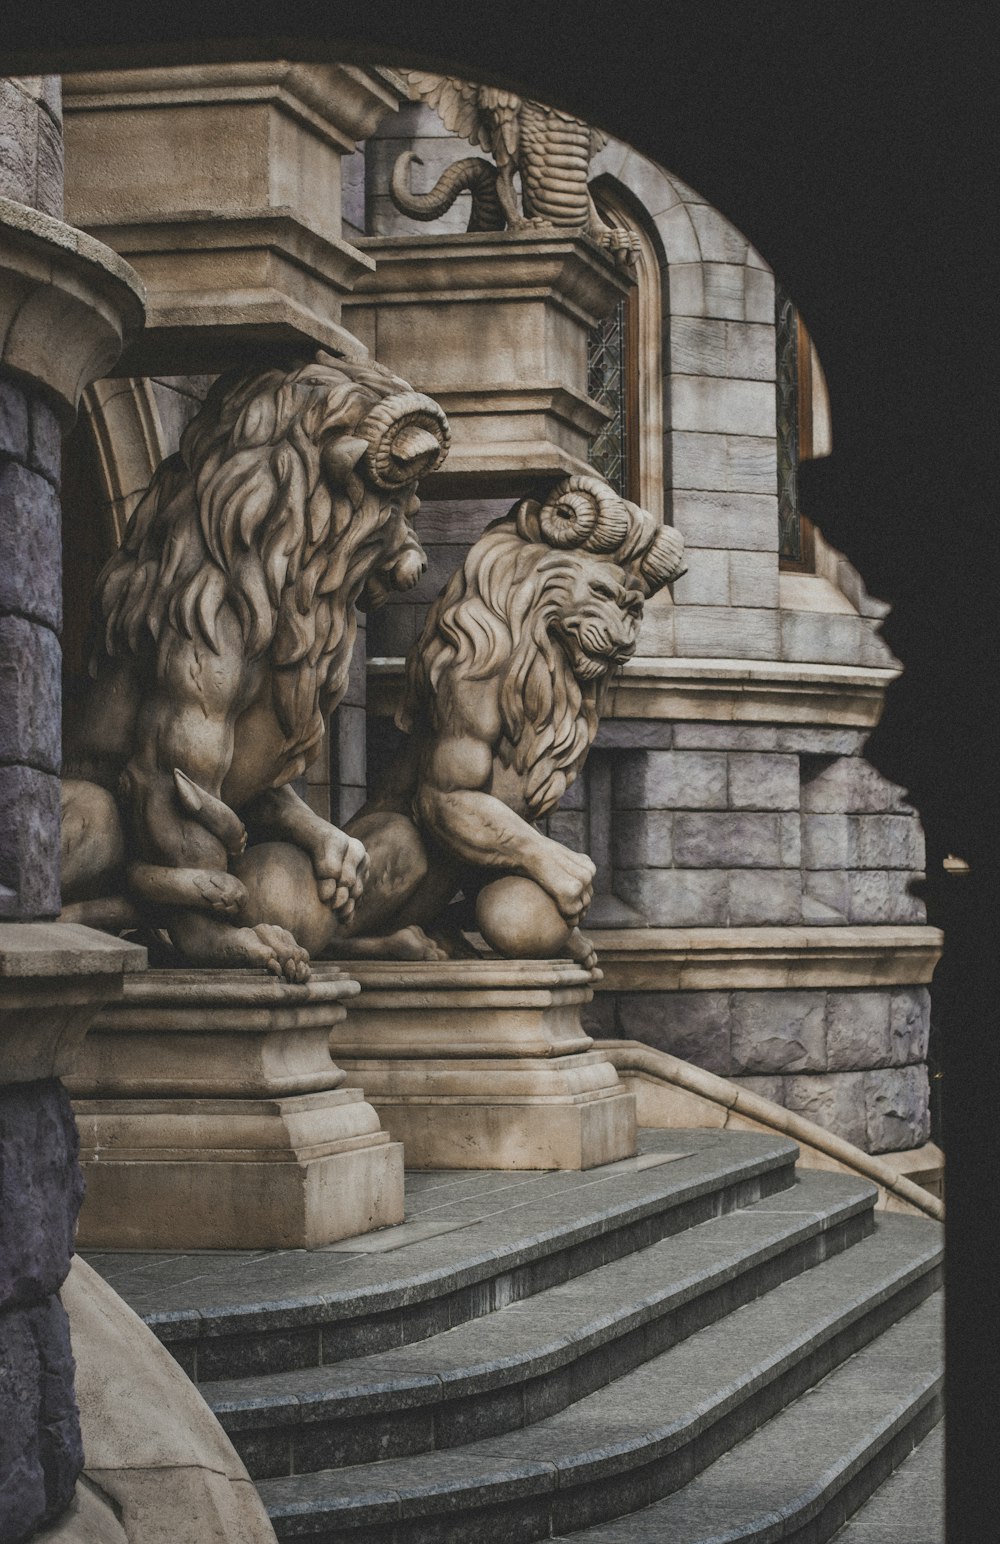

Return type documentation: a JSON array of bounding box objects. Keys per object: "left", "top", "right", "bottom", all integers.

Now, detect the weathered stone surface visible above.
[
  {"left": 0, "top": 618, "right": 61, "bottom": 773},
  {"left": 801, "top": 869, "right": 849, "bottom": 923},
  {"left": 889, "top": 988, "right": 931, "bottom": 1065},
  {"left": 615, "top": 749, "right": 728, "bottom": 810},
  {"left": 847, "top": 870, "right": 926, "bottom": 925},
  {"left": 670, "top": 317, "right": 775, "bottom": 381},
  {"left": 614, "top": 809, "right": 673, "bottom": 868},
  {"left": 781, "top": 609, "right": 864, "bottom": 666},
  {"left": 671, "top": 489, "right": 779, "bottom": 551},
  {"left": 801, "top": 814, "right": 850, "bottom": 870},
  {"left": 848, "top": 814, "right": 925, "bottom": 870},
  {"left": 825, "top": 990, "right": 892, "bottom": 1070},
  {"left": 0, "top": 1295, "right": 83, "bottom": 1541},
  {"left": 28, "top": 398, "right": 61, "bottom": 488},
  {"left": 580, "top": 992, "right": 616, "bottom": 1039},
  {"left": 0, "top": 766, "right": 60, "bottom": 918},
  {"left": 0, "top": 463, "right": 63, "bottom": 630},
  {"left": 616, "top": 866, "right": 728, "bottom": 926},
  {"left": 546, "top": 810, "right": 588, "bottom": 854},
  {"left": 672, "top": 547, "right": 729, "bottom": 607},
  {"left": 728, "top": 868, "right": 802, "bottom": 925},
  {"left": 800, "top": 755, "right": 897, "bottom": 814},
  {"left": 865, "top": 1065, "right": 931, "bottom": 1152},
  {"left": 593, "top": 720, "right": 673, "bottom": 750},
  {"left": 730, "top": 549, "right": 780, "bottom": 608},
  {"left": 673, "top": 723, "right": 779, "bottom": 751},
  {"left": 730, "top": 990, "right": 826, "bottom": 1074},
  {"left": 673, "top": 812, "right": 791, "bottom": 868},
  {"left": 618, "top": 990, "right": 732, "bottom": 1074},
  {"left": 671, "top": 376, "right": 775, "bottom": 438},
  {"left": 775, "top": 727, "right": 865, "bottom": 755},
  {"left": 0, "top": 375, "right": 29, "bottom": 457},
  {"left": 783, "top": 1070, "right": 869, "bottom": 1150},
  {"left": 35, "top": 106, "right": 64, "bottom": 220},
  {"left": 671, "top": 431, "right": 778, "bottom": 496},
  {"left": 673, "top": 603, "right": 781, "bottom": 660},
  {"left": 0, "top": 1081, "right": 83, "bottom": 1311},
  {"left": 730, "top": 1073, "right": 787, "bottom": 1104},
  {"left": 0, "top": 79, "right": 37, "bottom": 207},
  {"left": 727, "top": 752, "right": 799, "bottom": 810}
]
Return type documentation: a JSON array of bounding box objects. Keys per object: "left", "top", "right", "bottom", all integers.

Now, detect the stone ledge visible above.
[
  {"left": 585, "top": 924, "right": 942, "bottom": 992},
  {"left": 0, "top": 196, "right": 145, "bottom": 424},
  {"left": 0, "top": 921, "right": 146, "bottom": 978},
  {"left": 368, "top": 655, "right": 898, "bottom": 725}
]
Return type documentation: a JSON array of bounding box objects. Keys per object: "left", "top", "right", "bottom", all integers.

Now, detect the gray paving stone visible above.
[
  {"left": 834, "top": 1421, "right": 943, "bottom": 1543},
  {"left": 731, "top": 990, "right": 826, "bottom": 1075}
]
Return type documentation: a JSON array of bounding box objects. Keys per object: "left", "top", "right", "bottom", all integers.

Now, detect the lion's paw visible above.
[
  {"left": 384, "top": 926, "right": 450, "bottom": 962},
  {"left": 312, "top": 829, "right": 371, "bottom": 920},
  {"left": 241, "top": 923, "right": 312, "bottom": 982}
]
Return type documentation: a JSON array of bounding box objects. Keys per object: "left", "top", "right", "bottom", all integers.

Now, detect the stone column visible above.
[{"left": 1, "top": 72, "right": 146, "bottom": 1542}]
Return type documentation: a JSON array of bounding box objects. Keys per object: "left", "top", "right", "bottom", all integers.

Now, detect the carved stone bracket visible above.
[
  {"left": 61, "top": 63, "right": 405, "bottom": 373},
  {"left": 0, "top": 196, "right": 144, "bottom": 425},
  {"left": 345, "top": 231, "right": 633, "bottom": 494}
]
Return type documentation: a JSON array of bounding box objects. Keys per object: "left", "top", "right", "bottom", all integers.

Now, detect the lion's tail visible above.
[{"left": 390, "top": 151, "right": 505, "bottom": 231}]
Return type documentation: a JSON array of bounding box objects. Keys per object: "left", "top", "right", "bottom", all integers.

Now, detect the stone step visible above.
[
  {"left": 255, "top": 1228, "right": 942, "bottom": 1541},
  {"left": 205, "top": 1169, "right": 880, "bottom": 1479},
  {"left": 832, "top": 1420, "right": 943, "bottom": 1544},
  {"left": 83, "top": 1129, "right": 797, "bottom": 1381},
  {"left": 555, "top": 1308, "right": 943, "bottom": 1542}
]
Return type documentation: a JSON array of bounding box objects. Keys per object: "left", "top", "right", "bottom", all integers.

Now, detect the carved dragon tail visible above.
[{"left": 390, "top": 151, "right": 505, "bottom": 232}]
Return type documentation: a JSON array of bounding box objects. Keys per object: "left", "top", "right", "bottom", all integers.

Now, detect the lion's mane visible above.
[
  {"left": 399, "top": 526, "right": 609, "bottom": 816},
  {"left": 93, "top": 353, "right": 442, "bottom": 767}
]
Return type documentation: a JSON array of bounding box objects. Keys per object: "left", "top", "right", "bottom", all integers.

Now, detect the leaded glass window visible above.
[
  {"left": 587, "top": 297, "right": 630, "bottom": 497},
  {"left": 775, "top": 280, "right": 803, "bottom": 563}
]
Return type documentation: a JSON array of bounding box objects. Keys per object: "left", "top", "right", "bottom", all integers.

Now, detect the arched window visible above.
[
  {"left": 776, "top": 281, "right": 831, "bottom": 572},
  {"left": 585, "top": 185, "right": 665, "bottom": 520}
]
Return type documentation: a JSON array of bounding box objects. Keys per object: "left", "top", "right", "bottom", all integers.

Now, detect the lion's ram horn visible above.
[
  {"left": 536, "top": 475, "right": 631, "bottom": 552},
  {"left": 639, "top": 525, "right": 688, "bottom": 593},
  {"left": 356, "top": 392, "right": 450, "bottom": 488}
]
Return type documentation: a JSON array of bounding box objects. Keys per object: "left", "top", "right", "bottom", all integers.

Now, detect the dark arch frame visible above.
[{"left": 4, "top": 8, "right": 996, "bottom": 1537}]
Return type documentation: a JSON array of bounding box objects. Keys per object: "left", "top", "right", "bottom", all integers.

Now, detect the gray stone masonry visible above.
[
  {"left": 0, "top": 373, "right": 62, "bottom": 919},
  {"left": 611, "top": 988, "right": 932, "bottom": 1152},
  {"left": 0, "top": 1080, "right": 85, "bottom": 1540},
  {"left": 0, "top": 78, "right": 64, "bottom": 218}
]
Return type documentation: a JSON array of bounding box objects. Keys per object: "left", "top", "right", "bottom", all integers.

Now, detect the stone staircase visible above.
[{"left": 83, "top": 1130, "right": 943, "bottom": 1543}]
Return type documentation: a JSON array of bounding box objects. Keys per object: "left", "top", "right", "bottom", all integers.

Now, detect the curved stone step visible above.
[
  {"left": 205, "top": 1169, "right": 879, "bottom": 1479},
  {"left": 832, "top": 1420, "right": 943, "bottom": 1544},
  {"left": 554, "top": 1306, "right": 943, "bottom": 1541},
  {"left": 256, "top": 1228, "right": 942, "bottom": 1541},
  {"left": 83, "top": 1129, "right": 797, "bottom": 1381}
]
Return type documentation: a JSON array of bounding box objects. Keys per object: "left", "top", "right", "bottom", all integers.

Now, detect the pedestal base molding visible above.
[
  {"left": 67, "top": 969, "right": 404, "bottom": 1249},
  {"left": 324, "top": 960, "right": 637, "bottom": 1171}
]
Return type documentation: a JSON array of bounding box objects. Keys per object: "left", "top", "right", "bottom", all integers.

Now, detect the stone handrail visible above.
[{"left": 595, "top": 1037, "right": 943, "bottom": 1220}]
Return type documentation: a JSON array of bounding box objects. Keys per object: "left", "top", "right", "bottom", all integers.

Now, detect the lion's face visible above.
[
  {"left": 357, "top": 491, "right": 427, "bottom": 612},
  {"left": 547, "top": 555, "right": 644, "bottom": 681}
]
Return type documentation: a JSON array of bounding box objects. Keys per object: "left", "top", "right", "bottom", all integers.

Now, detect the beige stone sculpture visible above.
[
  {"left": 390, "top": 72, "right": 639, "bottom": 258},
  {"left": 235, "top": 475, "right": 685, "bottom": 966},
  {"left": 60, "top": 351, "right": 449, "bottom": 978}
]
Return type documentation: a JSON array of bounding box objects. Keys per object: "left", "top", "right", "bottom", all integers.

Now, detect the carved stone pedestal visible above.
[
  {"left": 324, "top": 960, "right": 637, "bottom": 1170},
  {"left": 344, "top": 233, "right": 633, "bottom": 494},
  {"left": 66, "top": 969, "right": 404, "bottom": 1249}
]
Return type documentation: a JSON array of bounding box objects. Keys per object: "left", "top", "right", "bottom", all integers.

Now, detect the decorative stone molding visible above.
[
  {"left": 62, "top": 63, "right": 404, "bottom": 373},
  {"left": 0, "top": 922, "right": 146, "bottom": 1085},
  {"left": 584, "top": 924, "right": 942, "bottom": 994},
  {"left": 67, "top": 969, "right": 404, "bottom": 1249},
  {"left": 326, "top": 960, "right": 637, "bottom": 1170},
  {"left": 0, "top": 195, "right": 144, "bottom": 425},
  {"left": 368, "top": 654, "right": 898, "bottom": 727},
  {"left": 344, "top": 231, "right": 631, "bottom": 493}
]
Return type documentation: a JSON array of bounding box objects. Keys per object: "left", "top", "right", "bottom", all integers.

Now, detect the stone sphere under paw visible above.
[{"left": 475, "top": 876, "right": 572, "bottom": 958}]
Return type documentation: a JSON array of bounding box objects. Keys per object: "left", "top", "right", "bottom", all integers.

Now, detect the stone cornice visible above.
[
  {"left": 0, "top": 196, "right": 145, "bottom": 424},
  {"left": 367, "top": 655, "right": 898, "bottom": 725},
  {"left": 585, "top": 925, "right": 942, "bottom": 993}
]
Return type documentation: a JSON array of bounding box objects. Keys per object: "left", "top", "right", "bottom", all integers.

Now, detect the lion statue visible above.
[
  {"left": 232, "top": 475, "right": 685, "bottom": 967},
  {"left": 60, "top": 350, "right": 450, "bottom": 978}
]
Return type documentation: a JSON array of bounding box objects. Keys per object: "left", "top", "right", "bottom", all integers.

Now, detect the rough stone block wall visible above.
[
  {"left": 0, "top": 1080, "right": 85, "bottom": 1540},
  {"left": 0, "top": 78, "right": 63, "bottom": 218}
]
